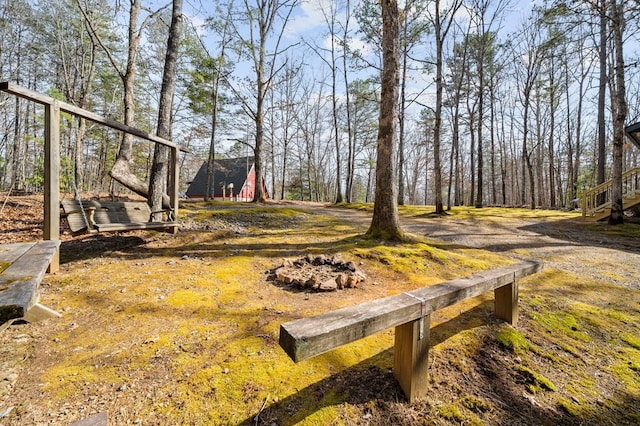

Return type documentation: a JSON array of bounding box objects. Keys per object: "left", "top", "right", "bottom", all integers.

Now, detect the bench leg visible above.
[
  {"left": 23, "top": 303, "right": 62, "bottom": 323},
  {"left": 494, "top": 279, "right": 518, "bottom": 326},
  {"left": 393, "top": 315, "right": 430, "bottom": 402}
]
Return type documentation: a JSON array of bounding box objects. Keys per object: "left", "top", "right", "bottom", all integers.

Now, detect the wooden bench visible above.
[
  {"left": 279, "top": 260, "right": 543, "bottom": 402},
  {"left": 60, "top": 200, "right": 178, "bottom": 235},
  {"left": 0, "top": 241, "right": 62, "bottom": 325}
]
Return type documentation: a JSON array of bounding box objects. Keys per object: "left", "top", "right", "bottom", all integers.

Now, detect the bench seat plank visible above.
[
  {"left": 0, "top": 242, "right": 33, "bottom": 264},
  {"left": 0, "top": 240, "right": 61, "bottom": 322},
  {"left": 405, "top": 260, "right": 542, "bottom": 315},
  {"left": 61, "top": 199, "right": 177, "bottom": 234},
  {"left": 94, "top": 222, "right": 178, "bottom": 232},
  {"left": 279, "top": 260, "right": 542, "bottom": 363}
]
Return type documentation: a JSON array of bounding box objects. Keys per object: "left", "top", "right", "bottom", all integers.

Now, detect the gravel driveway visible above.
[{"left": 319, "top": 206, "right": 640, "bottom": 291}]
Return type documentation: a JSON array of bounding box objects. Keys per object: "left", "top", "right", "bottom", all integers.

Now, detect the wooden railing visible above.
[{"left": 582, "top": 167, "right": 640, "bottom": 218}]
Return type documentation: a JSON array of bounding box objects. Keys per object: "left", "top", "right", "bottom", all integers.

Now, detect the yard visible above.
[{"left": 1, "top": 195, "right": 639, "bottom": 425}]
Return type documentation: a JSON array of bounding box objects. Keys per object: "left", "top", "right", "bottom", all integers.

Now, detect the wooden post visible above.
[
  {"left": 494, "top": 276, "right": 518, "bottom": 325},
  {"left": 168, "top": 146, "right": 179, "bottom": 233},
  {"left": 393, "top": 315, "right": 430, "bottom": 402},
  {"left": 44, "top": 100, "right": 60, "bottom": 272}
]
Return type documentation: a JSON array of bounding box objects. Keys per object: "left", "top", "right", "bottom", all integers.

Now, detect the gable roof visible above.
[{"left": 186, "top": 156, "right": 254, "bottom": 198}]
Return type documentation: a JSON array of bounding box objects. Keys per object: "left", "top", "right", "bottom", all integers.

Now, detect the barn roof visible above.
[{"left": 186, "top": 156, "right": 254, "bottom": 198}]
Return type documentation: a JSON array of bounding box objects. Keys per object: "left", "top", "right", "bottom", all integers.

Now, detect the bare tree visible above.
[
  {"left": 77, "top": 0, "right": 169, "bottom": 197},
  {"left": 429, "top": 0, "right": 463, "bottom": 213},
  {"left": 148, "top": 0, "right": 183, "bottom": 216},
  {"left": 367, "top": 0, "right": 403, "bottom": 240},
  {"left": 225, "top": 0, "right": 300, "bottom": 203},
  {"left": 608, "top": 0, "right": 627, "bottom": 224}
]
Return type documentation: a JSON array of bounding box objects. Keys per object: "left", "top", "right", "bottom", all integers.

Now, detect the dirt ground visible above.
[{"left": 1, "top": 194, "right": 639, "bottom": 425}]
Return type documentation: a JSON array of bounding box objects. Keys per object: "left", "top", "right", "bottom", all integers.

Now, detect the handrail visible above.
[
  {"left": 582, "top": 167, "right": 640, "bottom": 217},
  {"left": 0, "top": 82, "right": 189, "bottom": 153}
]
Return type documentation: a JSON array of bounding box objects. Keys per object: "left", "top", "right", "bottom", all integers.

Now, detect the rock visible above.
[
  {"left": 306, "top": 275, "right": 320, "bottom": 287},
  {"left": 345, "top": 261, "right": 357, "bottom": 272},
  {"left": 312, "top": 255, "right": 327, "bottom": 265},
  {"left": 319, "top": 278, "right": 338, "bottom": 292},
  {"left": 345, "top": 274, "right": 357, "bottom": 288},
  {"left": 335, "top": 274, "right": 345, "bottom": 289},
  {"left": 0, "top": 406, "right": 14, "bottom": 418}
]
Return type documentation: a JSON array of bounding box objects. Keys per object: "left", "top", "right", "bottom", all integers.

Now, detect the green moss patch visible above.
[
  {"left": 496, "top": 326, "right": 536, "bottom": 355},
  {"left": 460, "top": 395, "right": 493, "bottom": 412},
  {"left": 515, "top": 366, "right": 557, "bottom": 393}
]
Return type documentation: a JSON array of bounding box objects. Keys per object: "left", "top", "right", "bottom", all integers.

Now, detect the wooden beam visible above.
[
  {"left": 0, "top": 82, "right": 188, "bottom": 153},
  {"left": 495, "top": 280, "right": 518, "bottom": 325},
  {"left": 23, "top": 303, "right": 62, "bottom": 322},
  {"left": 169, "top": 146, "right": 180, "bottom": 233},
  {"left": 44, "top": 101, "right": 60, "bottom": 272},
  {"left": 279, "top": 292, "right": 420, "bottom": 362},
  {"left": 394, "top": 315, "right": 430, "bottom": 403}
]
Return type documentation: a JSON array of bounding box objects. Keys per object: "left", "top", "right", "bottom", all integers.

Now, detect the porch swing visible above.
[
  {"left": 1, "top": 81, "right": 186, "bottom": 249},
  {"left": 60, "top": 197, "right": 178, "bottom": 235},
  {"left": 60, "top": 148, "right": 178, "bottom": 234},
  {"left": 60, "top": 145, "right": 179, "bottom": 235}
]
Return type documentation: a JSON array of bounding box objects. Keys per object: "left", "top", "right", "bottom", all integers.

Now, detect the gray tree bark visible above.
[
  {"left": 367, "top": 0, "right": 403, "bottom": 240},
  {"left": 149, "top": 0, "right": 183, "bottom": 216}
]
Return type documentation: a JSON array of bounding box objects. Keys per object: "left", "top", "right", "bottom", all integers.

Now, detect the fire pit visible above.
[{"left": 269, "top": 254, "right": 367, "bottom": 292}]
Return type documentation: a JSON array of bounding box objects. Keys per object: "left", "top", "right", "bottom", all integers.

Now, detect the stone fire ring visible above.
[{"left": 270, "top": 254, "right": 367, "bottom": 292}]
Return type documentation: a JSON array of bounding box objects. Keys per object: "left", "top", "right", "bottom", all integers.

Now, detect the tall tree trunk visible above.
[
  {"left": 367, "top": 0, "right": 403, "bottom": 240},
  {"left": 149, "top": 0, "right": 183, "bottom": 216},
  {"left": 475, "top": 41, "right": 484, "bottom": 209},
  {"left": 107, "top": 0, "right": 149, "bottom": 197},
  {"left": 343, "top": 1, "right": 354, "bottom": 203},
  {"left": 330, "top": 21, "right": 343, "bottom": 204},
  {"left": 397, "top": 18, "right": 408, "bottom": 206},
  {"left": 548, "top": 61, "right": 557, "bottom": 208},
  {"left": 433, "top": 0, "right": 444, "bottom": 214},
  {"left": 489, "top": 79, "right": 497, "bottom": 205},
  {"left": 609, "top": 0, "right": 626, "bottom": 225},
  {"left": 596, "top": 0, "right": 607, "bottom": 199},
  {"left": 205, "top": 71, "right": 221, "bottom": 201}
]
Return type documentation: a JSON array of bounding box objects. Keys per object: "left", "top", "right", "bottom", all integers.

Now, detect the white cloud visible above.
[{"left": 287, "top": 0, "right": 332, "bottom": 36}]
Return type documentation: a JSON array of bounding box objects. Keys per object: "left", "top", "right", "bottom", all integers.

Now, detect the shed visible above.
[{"left": 186, "top": 156, "right": 268, "bottom": 201}]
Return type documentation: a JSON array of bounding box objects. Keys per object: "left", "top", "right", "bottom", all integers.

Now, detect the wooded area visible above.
[{"left": 1, "top": 0, "right": 639, "bottom": 215}]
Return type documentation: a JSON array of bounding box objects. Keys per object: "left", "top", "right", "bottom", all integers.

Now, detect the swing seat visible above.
[{"left": 61, "top": 200, "right": 178, "bottom": 235}]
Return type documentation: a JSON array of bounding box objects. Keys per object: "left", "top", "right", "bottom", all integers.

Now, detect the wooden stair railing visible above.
[{"left": 582, "top": 167, "right": 640, "bottom": 220}]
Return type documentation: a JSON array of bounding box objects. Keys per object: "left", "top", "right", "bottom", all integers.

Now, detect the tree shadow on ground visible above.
[
  {"left": 519, "top": 217, "right": 640, "bottom": 255},
  {"left": 238, "top": 302, "right": 579, "bottom": 426},
  {"left": 239, "top": 297, "right": 640, "bottom": 425},
  {"left": 59, "top": 234, "right": 148, "bottom": 264}
]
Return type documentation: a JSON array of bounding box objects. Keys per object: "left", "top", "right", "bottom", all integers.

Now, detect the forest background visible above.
[{"left": 1, "top": 0, "right": 639, "bottom": 211}]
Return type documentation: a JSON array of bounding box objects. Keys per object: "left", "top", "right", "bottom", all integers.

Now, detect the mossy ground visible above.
[{"left": 1, "top": 199, "right": 639, "bottom": 425}]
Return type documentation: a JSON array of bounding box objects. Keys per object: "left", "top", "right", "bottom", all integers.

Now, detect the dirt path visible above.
[{"left": 318, "top": 206, "right": 640, "bottom": 291}]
